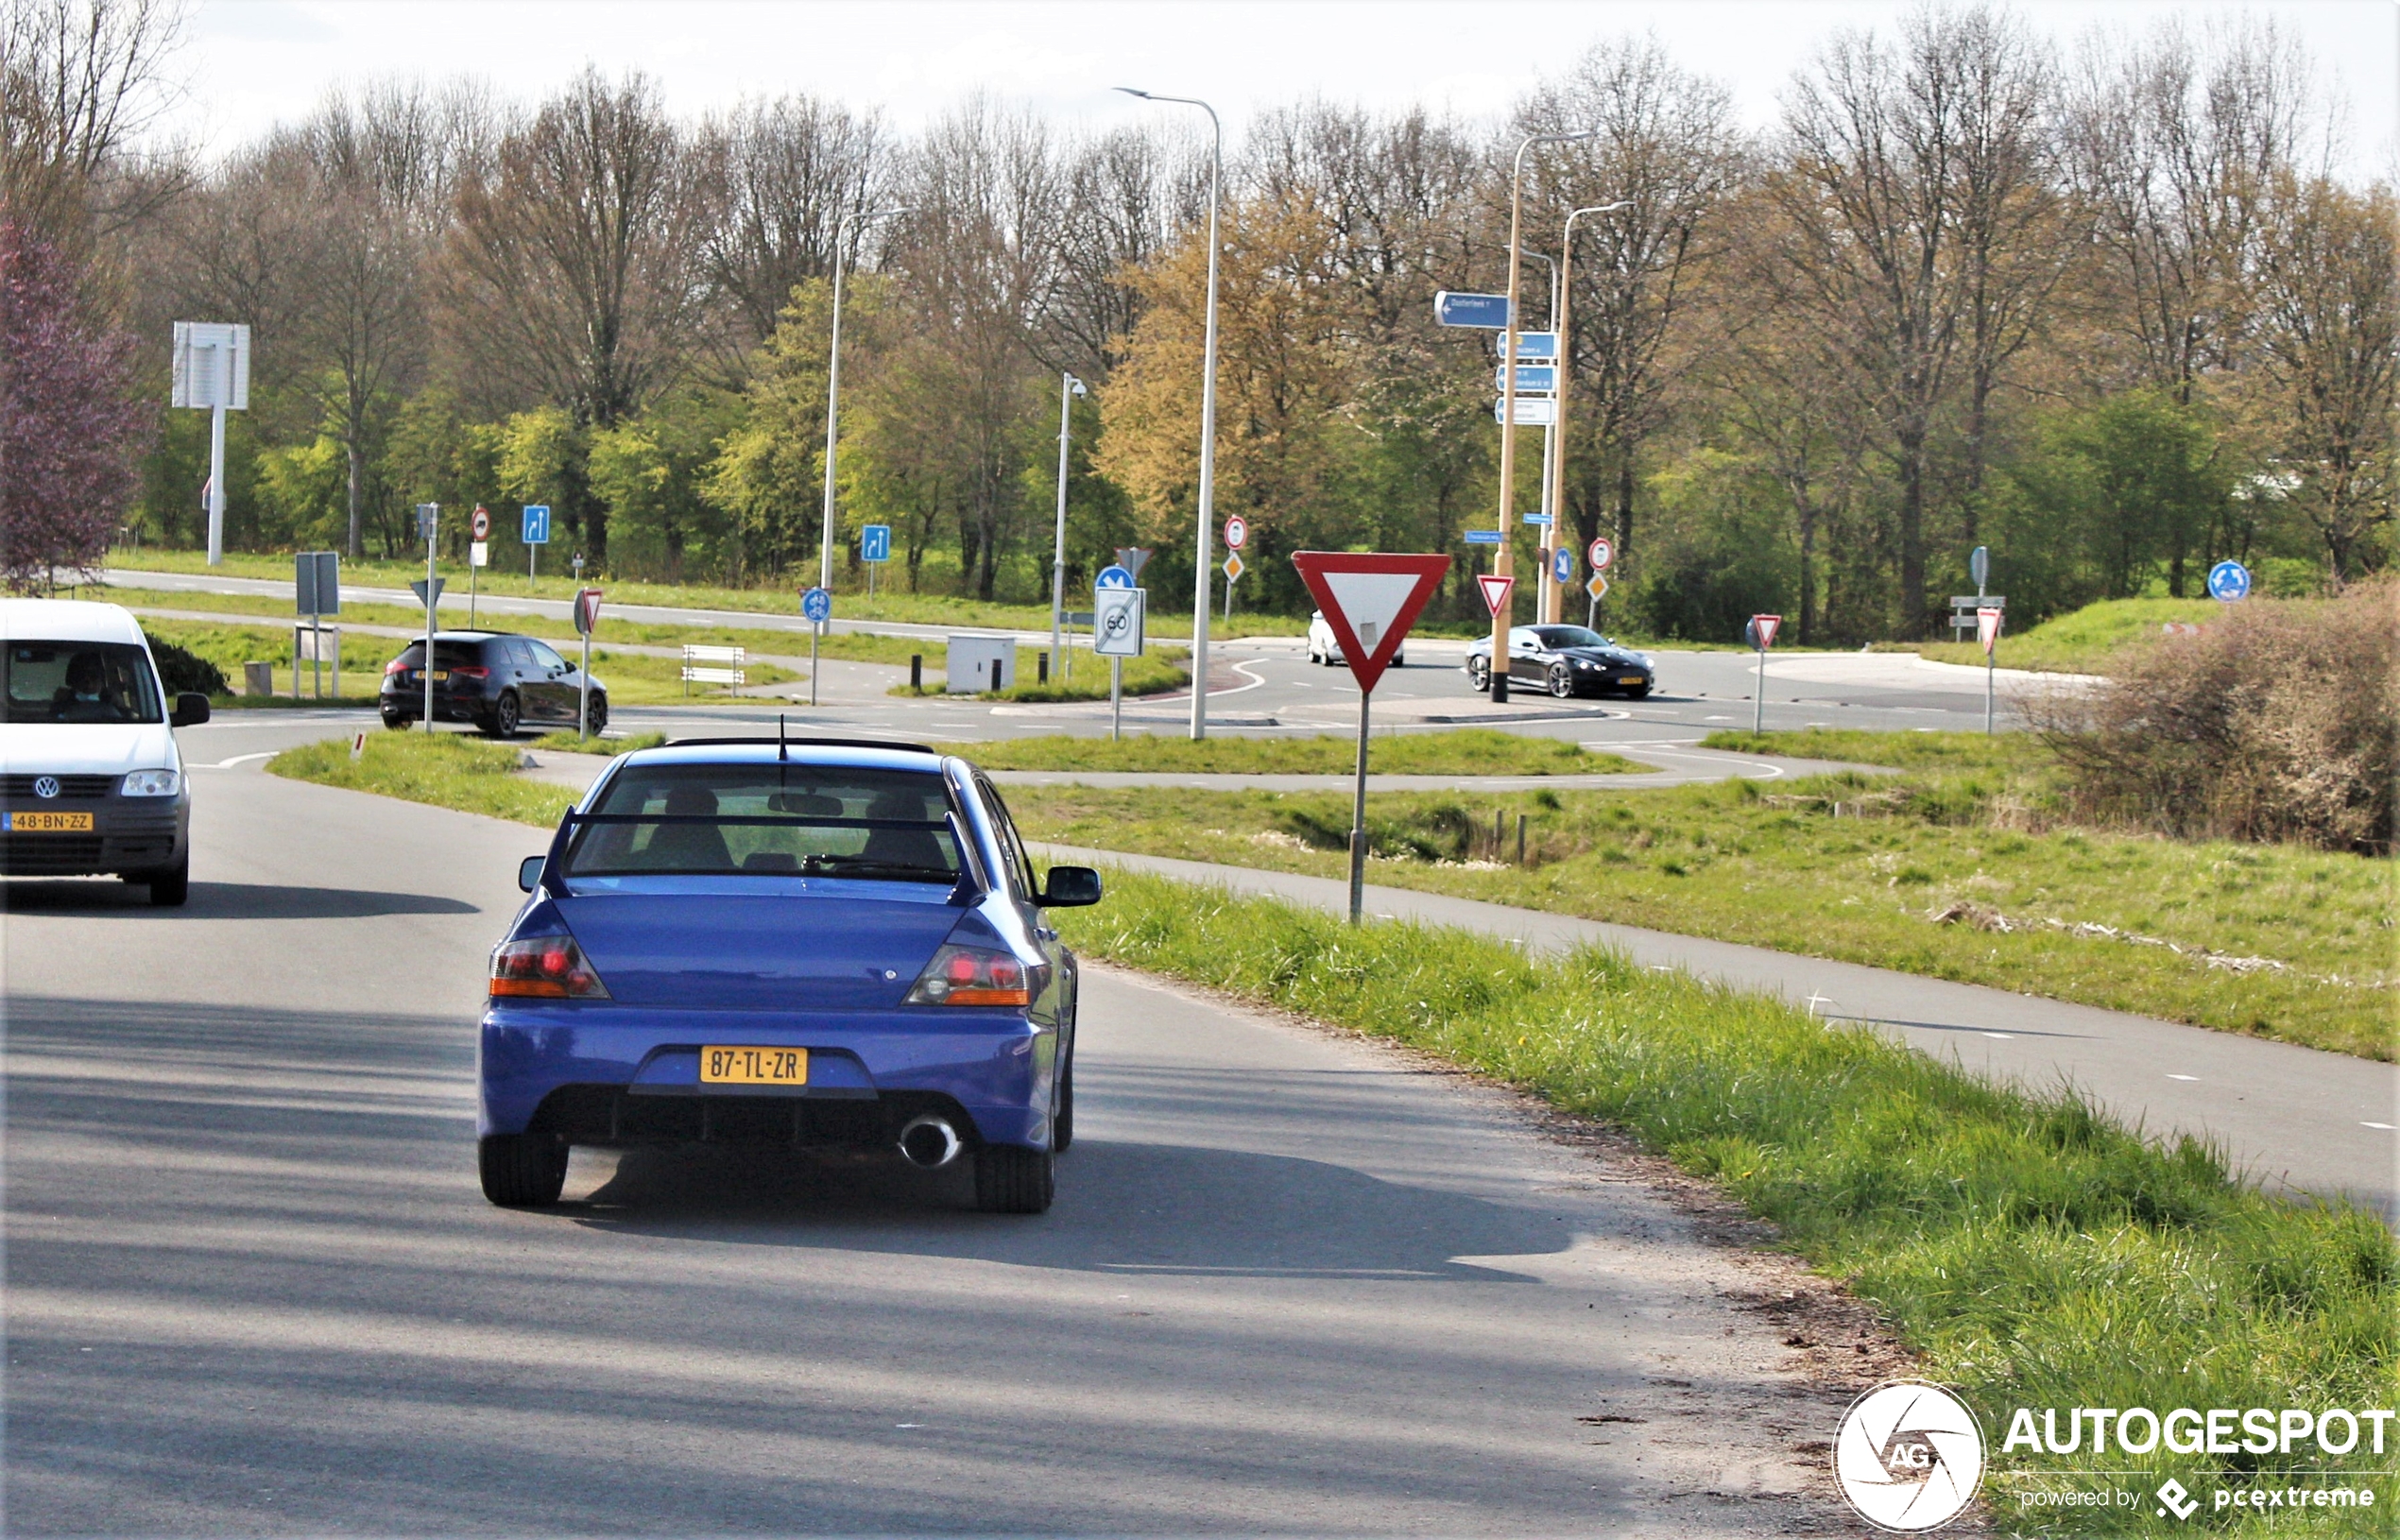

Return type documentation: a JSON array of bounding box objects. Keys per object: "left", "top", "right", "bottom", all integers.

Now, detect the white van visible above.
[{"left": 1, "top": 599, "right": 212, "bottom": 905}]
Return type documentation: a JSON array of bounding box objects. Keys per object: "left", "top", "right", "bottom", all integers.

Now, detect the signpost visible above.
[
  {"left": 1552, "top": 546, "right": 1574, "bottom": 587},
  {"left": 172, "top": 321, "right": 252, "bottom": 566},
  {"left": 1112, "top": 547, "right": 1151, "bottom": 582},
  {"left": 1222, "top": 515, "right": 1247, "bottom": 552},
  {"left": 1222, "top": 552, "right": 1244, "bottom": 618},
  {"left": 1588, "top": 537, "right": 1614, "bottom": 571},
  {"left": 573, "top": 587, "right": 603, "bottom": 738},
  {"left": 860, "top": 523, "right": 891, "bottom": 597},
  {"left": 1092, "top": 582, "right": 1146, "bottom": 740},
  {"left": 465, "top": 506, "right": 491, "bottom": 625},
  {"left": 2207, "top": 559, "right": 2253, "bottom": 602},
  {"left": 414, "top": 505, "right": 439, "bottom": 730},
  {"left": 1478, "top": 573, "right": 1515, "bottom": 618},
  {"left": 1493, "top": 397, "right": 1559, "bottom": 427},
  {"left": 1289, "top": 552, "right": 1452, "bottom": 923},
  {"left": 1463, "top": 530, "right": 1504, "bottom": 545},
  {"left": 1434, "top": 291, "right": 1511, "bottom": 329},
  {"left": 522, "top": 505, "right": 550, "bottom": 586},
  {"left": 1977, "top": 606, "right": 2004, "bottom": 735},
  {"left": 293, "top": 551, "right": 340, "bottom": 700},
  {"left": 800, "top": 585, "right": 832, "bottom": 706},
  {"left": 1494, "top": 364, "right": 1558, "bottom": 394},
  {"left": 1500, "top": 331, "right": 1559, "bottom": 360},
  {"left": 1744, "top": 613, "right": 1781, "bottom": 733}
]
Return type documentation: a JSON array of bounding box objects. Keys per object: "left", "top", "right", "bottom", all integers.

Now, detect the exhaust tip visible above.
[{"left": 897, "top": 1114, "right": 963, "bottom": 1170}]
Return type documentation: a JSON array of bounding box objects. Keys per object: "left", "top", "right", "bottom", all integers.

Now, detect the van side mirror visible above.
[
  {"left": 518, "top": 855, "right": 544, "bottom": 893},
  {"left": 1037, "top": 865, "right": 1103, "bottom": 908},
  {"left": 170, "top": 693, "right": 211, "bottom": 727}
]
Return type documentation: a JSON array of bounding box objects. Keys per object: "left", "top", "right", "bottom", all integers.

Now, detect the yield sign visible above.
[
  {"left": 1290, "top": 551, "right": 1451, "bottom": 695},
  {"left": 1977, "top": 607, "right": 2003, "bottom": 653},
  {"left": 1478, "top": 573, "right": 1515, "bottom": 618},
  {"left": 1748, "top": 613, "right": 1781, "bottom": 650}
]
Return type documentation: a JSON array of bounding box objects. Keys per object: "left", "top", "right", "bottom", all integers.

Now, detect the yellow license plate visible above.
[
  {"left": 1620, "top": 676, "right": 1645, "bottom": 685},
  {"left": 430, "top": 671, "right": 449, "bottom": 681},
  {"left": 700, "top": 1046, "right": 808, "bottom": 1086},
  {"left": 5, "top": 812, "right": 94, "bottom": 831}
]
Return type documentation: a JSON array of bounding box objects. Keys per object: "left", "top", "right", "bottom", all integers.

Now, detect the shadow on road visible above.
[{"left": 1, "top": 881, "right": 480, "bottom": 918}]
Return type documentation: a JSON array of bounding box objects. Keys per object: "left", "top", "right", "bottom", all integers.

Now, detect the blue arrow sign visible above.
[
  {"left": 1434, "top": 291, "right": 1511, "bottom": 328},
  {"left": 522, "top": 505, "right": 550, "bottom": 545},
  {"left": 859, "top": 524, "right": 891, "bottom": 563},
  {"left": 2206, "top": 559, "right": 2252, "bottom": 602},
  {"left": 800, "top": 586, "right": 832, "bottom": 624},
  {"left": 1095, "top": 565, "right": 1136, "bottom": 590},
  {"left": 1463, "top": 530, "right": 1505, "bottom": 544},
  {"left": 1495, "top": 364, "right": 1558, "bottom": 393},
  {"left": 1500, "top": 331, "right": 1559, "bottom": 361},
  {"left": 1552, "top": 547, "right": 1576, "bottom": 585}
]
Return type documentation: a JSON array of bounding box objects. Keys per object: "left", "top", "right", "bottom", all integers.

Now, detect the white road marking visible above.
[
  {"left": 2363, "top": 1122, "right": 2394, "bottom": 1131},
  {"left": 1982, "top": 1032, "right": 2014, "bottom": 1040},
  {"left": 200, "top": 753, "right": 276, "bottom": 769},
  {"left": 2166, "top": 1073, "right": 2199, "bottom": 1082}
]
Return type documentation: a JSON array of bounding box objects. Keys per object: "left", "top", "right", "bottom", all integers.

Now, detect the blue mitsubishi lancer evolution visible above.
[{"left": 477, "top": 737, "right": 1102, "bottom": 1214}]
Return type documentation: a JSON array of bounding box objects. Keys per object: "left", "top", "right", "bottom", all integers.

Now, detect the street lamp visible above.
[
  {"left": 1491, "top": 130, "right": 1599, "bottom": 702},
  {"left": 1522, "top": 249, "right": 1561, "bottom": 625},
  {"left": 1116, "top": 86, "right": 1222, "bottom": 740},
  {"left": 1050, "top": 371, "right": 1089, "bottom": 676},
  {"left": 819, "top": 205, "right": 913, "bottom": 596},
  {"left": 1554, "top": 200, "right": 1631, "bottom": 625}
]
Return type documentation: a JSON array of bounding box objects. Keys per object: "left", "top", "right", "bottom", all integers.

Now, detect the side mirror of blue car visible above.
[
  {"left": 1038, "top": 865, "right": 1103, "bottom": 908},
  {"left": 518, "top": 855, "right": 544, "bottom": 893}
]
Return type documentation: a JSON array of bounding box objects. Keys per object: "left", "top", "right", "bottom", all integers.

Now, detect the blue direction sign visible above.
[
  {"left": 2206, "top": 559, "right": 2253, "bottom": 602},
  {"left": 860, "top": 523, "right": 891, "bottom": 562},
  {"left": 1495, "top": 364, "right": 1558, "bottom": 393},
  {"left": 1434, "top": 290, "right": 1511, "bottom": 328},
  {"left": 522, "top": 505, "right": 551, "bottom": 544},
  {"left": 1463, "top": 530, "right": 1505, "bottom": 544},
  {"left": 1552, "top": 546, "right": 1576, "bottom": 585},
  {"left": 800, "top": 586, "right": 832, "bottom": 624},
  {"left": 1095, "top": 564, "right": 1136, "bottom": 590},
  {"left": 1500, "top": 331, "right": 1559, "bottom": 361},
  {"left": 1522, "top": 512, "right": 1551, "bottom": 525}
]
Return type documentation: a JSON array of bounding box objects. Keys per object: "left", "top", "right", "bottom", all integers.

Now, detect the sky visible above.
[{"left": 177, "top": 0, "right": 2397, "bottom": 176}]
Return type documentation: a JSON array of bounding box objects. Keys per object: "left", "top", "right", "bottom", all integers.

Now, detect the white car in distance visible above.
[{"left": 1306, "top": 609, "right": 1403, "bottom": 669}]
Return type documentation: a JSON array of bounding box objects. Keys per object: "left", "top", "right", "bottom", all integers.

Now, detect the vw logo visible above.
[{"left": 32, "top": 776, "right": 60, "bottom": 799}]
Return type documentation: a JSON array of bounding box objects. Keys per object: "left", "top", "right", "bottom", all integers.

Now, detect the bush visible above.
[
  {"left": 144, "top": 631, "right": 229, "bottom": 696},
  {"left": 2034, "top": 578, "right": 2397, "bottom": 852}
]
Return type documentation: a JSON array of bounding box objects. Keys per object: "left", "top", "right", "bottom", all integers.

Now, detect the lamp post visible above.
[
  {"left": 1050, "top": 372, "right": 1088, "bottom": 676},
  {"left": 1554, "top": 200, "right": 1632, "bottom": 628},
  {"left": 819, "top": 205, "right": 912, "bottom": 595},
  {"left": 1116, "top": 86, "right": 1222, "bottom": 740},
  {"left": 1490, "top": 131, "right": 1599, "bottom": 701},
  {"left": 1523, "top": 249, "right": 1561, "bottom": 625}
]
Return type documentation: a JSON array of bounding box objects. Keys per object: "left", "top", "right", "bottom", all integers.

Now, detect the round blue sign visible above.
[
  {"left": 800, "top": 586, "right": 832, "bottom": 623},
  {"left": 2205, "top": 560, "right": 2252, "bottom": 602},
  {"left": 1094, "top": 565, "right": 1135, "bottom": 590}
]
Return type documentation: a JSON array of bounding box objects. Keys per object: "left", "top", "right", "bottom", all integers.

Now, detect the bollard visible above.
[
  {"left": 1492, "top": 807, "right": 1503, "bottom": 857},
  {"left": 910, "top": 654, "right": 922, "bottom": 693},
  {"left": 1517, "top": 813, "right": 1527, "bottom": 866},
  {"left": 1037, "top": 651, "right": 1049, "bottom": 685},
  {"left": 991, "top": 659, "right": 1003, "bottom": 693},
  {"left": 244, "top": 660, "right": 272, "bottom": 697}
]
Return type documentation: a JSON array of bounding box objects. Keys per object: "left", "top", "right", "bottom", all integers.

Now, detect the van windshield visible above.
[
  {"left": 563, "top": 763, "right": 962, "bottom": 882},
  {"left": 3, "top": 642, "right": 163, "bottom": 725}
]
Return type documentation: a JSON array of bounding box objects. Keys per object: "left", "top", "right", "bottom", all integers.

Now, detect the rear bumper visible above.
[
  {"left": 379, "top": 687, "right": 491, "bottom": 723},
  {"left": 0, "top": 799, "right": 187, "bottom": 876},
  {"left": 478, "top": 1003, "right": 1055, "bottom": 1151}
]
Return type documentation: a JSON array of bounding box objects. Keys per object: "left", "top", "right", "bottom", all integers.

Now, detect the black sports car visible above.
[{"left": 1464, "top": 625, "right": 1654, "bottom": 698}]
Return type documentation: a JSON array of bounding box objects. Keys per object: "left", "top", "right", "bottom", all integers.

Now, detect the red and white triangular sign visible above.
[
  {"left": 1977, "top": 607, "right": 2002, "bottom": 653},
  {"left": 1477, "top": 573, "right": 1515, "bottom": 618},
  {"left": 1750, "top": 613, "right": 1781, "bottom": 649},
  {"left": 1290, "top": 551, "right": 1453, "bottom": 695}
]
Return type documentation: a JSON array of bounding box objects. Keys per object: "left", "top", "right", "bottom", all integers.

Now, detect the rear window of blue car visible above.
[{"left": 563, "top": 763, "right": 961, "bottom": 882}]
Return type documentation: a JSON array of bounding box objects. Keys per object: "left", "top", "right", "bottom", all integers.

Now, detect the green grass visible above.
[
  {"left": 267, "top": 731, "right": 580, "bottom": 826},
  {"left": 1894, "top": 596, "right": 2229, "bottom": 674},
  {"left": 525, "top": 731, "right": 668, "bottom": 757},
  {"left": 137, "top": 618, "right": 799, "bottom": 706},
  {"left": 894, "top": 647, "right": 1191, "bottom": 702},
  {"left": 1701, "top": 727, "right": 2050, "bottom": 772},
  {"left": 950, "top": 728, "right": 1646, "bottom": 777},
  {"left": 1007, "top": 762, "right": 2395, "bottom": 1060},
  {"left": 1052, "top": 871, "right": 2396, "bottom": 1535}
]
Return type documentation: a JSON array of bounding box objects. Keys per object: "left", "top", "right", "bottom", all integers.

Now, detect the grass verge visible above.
[
  {"left": 1887, "top": 596, "right": 2227, "bottom": 675},
  {"left": 893, "top": 647, "right": 1191, "bottom": 702},
  {"left": 267, "top": 732, "right": 578, "bottom": 826},
  {"left": 951, "top": 728, "right": 1645, "bottom": 777},
  {"left": 526, "top": 731, "right": 668, "bottom": 757},
  {"left": 1004, "top": 761, "right": 2393, "bottom": 1059},
  {"left": 1052, "top": 870, "right": 2396, "bottom": 1535}
]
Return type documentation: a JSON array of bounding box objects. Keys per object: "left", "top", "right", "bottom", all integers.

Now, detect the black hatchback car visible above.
[
  {"left": 1465, "top": 625, "right": 1654, "bottom": 698},
  {"left": 381, "top": 632, "right": 608, "bottom": 737}
]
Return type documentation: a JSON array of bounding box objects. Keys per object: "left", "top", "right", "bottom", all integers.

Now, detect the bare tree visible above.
[
  {"left": 0, "top": 0, "right": 187, "bottom": 249},
  {"left": 692, "top": 94, "right": 884, "bottom": 356},
  {"left": 446, "top": 68, "right": 700, "bottom": 563},
  {"left": 1037, "top": 121, "right": 1198, "bottom": 381},
  {"left": 1517, "top": 36, "right": 1740, "bottom": 584}
]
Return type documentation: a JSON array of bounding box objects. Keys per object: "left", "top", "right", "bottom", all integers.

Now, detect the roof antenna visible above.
[{"left": 778, "top": 712, "right": 789, "bottom": 761}]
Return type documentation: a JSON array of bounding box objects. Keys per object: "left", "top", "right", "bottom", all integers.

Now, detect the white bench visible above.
[{"left": 681, "top": 643, "right": 746, "bottom": 691}]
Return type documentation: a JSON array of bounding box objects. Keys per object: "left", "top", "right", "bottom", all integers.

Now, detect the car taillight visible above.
[
  {"left": 386, "top": 658, "right": 410, "bottom": 675},
  {"left": 448, "top": 665, "right": 489, "bottom": 679},
  {"left": 490, "top": 933, "right": 610, "bottom": 1000},
  {"left": 905, "top": 944, "right": 1033, "bottom": 1007}
]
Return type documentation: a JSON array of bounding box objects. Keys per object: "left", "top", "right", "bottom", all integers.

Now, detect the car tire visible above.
[
  {"left": 1548, "top": 663, "right": 1574, "bottom": 698},
  {"left": 974, "top": 1144, "right": 1054, "bottom": 1214},
  {"left": 480, "top": 1133, "right": 569, "bottom": 1207},
  {"left": 587, "top": 695, "right": 609, "bottom": 735},
  {"left": 144, "top": 856, "right": 189, "bottom": 908},
  {"left": 480, "top": 692, "right": 521, "bottom": 739},
  {"left": 381, "top": 710, "right": 408, "bottom": 730},
  {"left": 1466, "top": 658, "right": 1490, "bottom": 692},
  {"left": 1053, "top": 1056, "right": 1073, "bottom": 1154}
]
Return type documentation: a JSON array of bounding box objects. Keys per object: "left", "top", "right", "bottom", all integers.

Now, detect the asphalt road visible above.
[{"left": 3, "top": 736, "right": 1855, "bottom": 1534}]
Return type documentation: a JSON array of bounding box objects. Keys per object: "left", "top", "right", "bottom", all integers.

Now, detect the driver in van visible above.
[{"left": 50, "top": 651, "right": 122, "bottom": 722}]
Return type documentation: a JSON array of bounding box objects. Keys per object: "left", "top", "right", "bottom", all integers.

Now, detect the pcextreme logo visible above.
[{"left": 1833, "top": 1380, "right": 1986, "bottom": 1532}]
